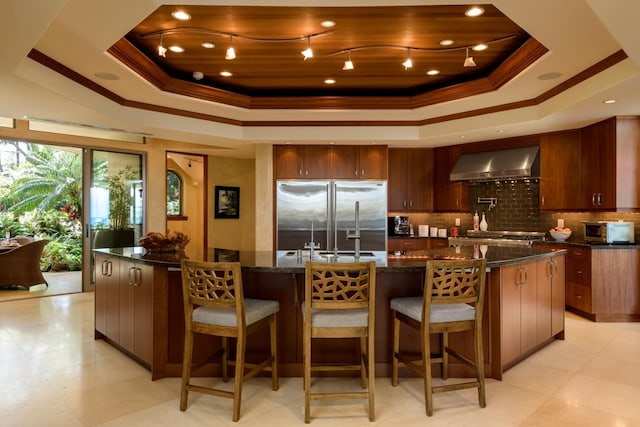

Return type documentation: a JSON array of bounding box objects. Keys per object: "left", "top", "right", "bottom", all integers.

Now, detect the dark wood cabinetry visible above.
[
  {"left": 539, "top": 131, "right": 581, "bottom": 210},
  {"left": 388, "top": 237, "right": 429, "bottom": 251},
  {"left": 433, "top": 146, "right": 469, "bottom": 212},
  {"left": 274, "top": 144, "right": 386, "bottom": 180},
  {"left": 95, "top": 253, "right": 155, "bottom": 366},
  {"left": 388, "top": 148, "right": 432, "bottom": 211},
  {"left": 536, "top": 255, "right": 565, "bottom": 339},
  {"left": 564, "top": 246, "right": 592, "bottom": 314},
  {"left": 579, "top": 116, "right": 640, "bottom": 210},
  {"left": 274, "top": 145, "right": 331, "bottom": 179},
  {"left": 330, "top": 145, "right": 387, "bottom": 179}
]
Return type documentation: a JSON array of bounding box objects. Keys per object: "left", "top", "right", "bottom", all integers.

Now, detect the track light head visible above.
[
  {"left": 342, "top": 51, "right": 354, "bottom": 70},
  {"left": 464, "top": 47, "right": 476, "bottom": 67},
  {"left": 301, "top": 37, "right": 313, "bottom": 60}
]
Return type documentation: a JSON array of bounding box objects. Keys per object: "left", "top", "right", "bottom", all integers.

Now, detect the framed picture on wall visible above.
[{"left": 214, "top": 185, "right": 240, "bottom": 219}]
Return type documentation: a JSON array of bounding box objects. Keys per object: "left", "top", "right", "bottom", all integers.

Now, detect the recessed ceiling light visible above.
[
  {"left": 220, "top": 71, "right": 232, "bottom": 77},
  {"left": 321, "top": 20, "right": 336, "bottom": 28},
  {"left": 465, "top": 6, "right": 485, "bottom": 17},
  {"left": 94, "top": 72, "right": 119, "bottom": 81},
  {"left": 169, "top": 46, "right": 184, "bottom": 53},
  {"left": 440, "top": 39, "right": 454, "bottom": 46},
  {"left": 603, "top": 99, "right": 617, "bottom": 104},
  {"left": 460, "top": 135, "right": 466, "bottom": 139},
  {"left": 497, "top": 129, "right": 505, "bottom": 133},
  {"left": 201, "top": 42, "right": 215, "bottom": 49},
  {"left": 538, "top": 72, "right": 562, "bottom": 80},
  {"left": 426, "top": 69, "right": 440, "bottom": 76},
  {"left": 192, "top": 71, "right": 204, "bottom": 80},
  {"left": 472, "top": 43, "right": 488, "bottom": 51},
  {"left": 171, "top": 10, "right": 191, "bottom": 20},
  {"left": 324, "top": 78, "right": 336, "bottom": 85}
]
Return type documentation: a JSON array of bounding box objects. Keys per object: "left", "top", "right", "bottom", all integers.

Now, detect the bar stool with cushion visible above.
[
  {"left": 391, "top": 258, "right": 487, "bottom": 416},
  {"left": 303, "top": 261, "right": 376, "bottom": 423},
  {"left": 180, "top": 260, "right": 279, "bottom": 422}
]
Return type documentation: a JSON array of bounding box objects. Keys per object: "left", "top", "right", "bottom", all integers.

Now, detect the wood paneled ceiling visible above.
[{"left": 110, "top": 4, "right": 542, "bottom": 110}]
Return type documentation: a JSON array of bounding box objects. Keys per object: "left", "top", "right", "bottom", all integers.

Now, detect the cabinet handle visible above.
[
  {"left": 592, "top": 193, "right": 597, "bottom": 206},
  {"left": 409, "top": 200, "right": 413, "bottom": 207},
  {"left": 134, "top": 267, "right": 141, "bottom": 287},
  {"left": 128, "top": 266, "right": 136, "bottom": 285},
  {"left": 546, "top": 261, "right": 552, "bottom": 278},
  {"left": 541, "top": 196, "right": 545, "bottom": 206},
  {"left": 597, "top": 193, "right": 603, "bottom": 206},
  {"left": 107, "top": 261, "right": 113, "bottom": 277},
  {"left": 403, "top": 200, "right": 407, "bottom": 207},
  {"left": 361, "top": 169, "right": 365, "bottom": 176},
  {"left": 299, "top": 168, "right": 303, "bottom": 176}
]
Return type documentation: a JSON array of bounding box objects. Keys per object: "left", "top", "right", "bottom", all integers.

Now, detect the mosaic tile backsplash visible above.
[{"left": 390, "top": 179, "right": 640, "bottom": 240}]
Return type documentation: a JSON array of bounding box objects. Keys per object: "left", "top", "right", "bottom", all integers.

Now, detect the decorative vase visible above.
[{"left": 479, "top": 213, "right": 488, "bottom": 231}]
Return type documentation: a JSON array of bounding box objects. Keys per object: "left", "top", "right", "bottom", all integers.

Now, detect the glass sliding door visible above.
[{"left": 83, "top": 150, "right": 144, "bottom": 289}]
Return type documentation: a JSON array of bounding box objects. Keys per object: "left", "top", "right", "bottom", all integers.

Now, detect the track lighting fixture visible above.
[
  {"left": 464, "top": 47, "right": 476, "bottom": 67},
  {"left": 158, "top": 34, "right": 167, "bottom": 57},
  {"left": 402, "top": 49, "right": 413, "bottom": 70},
  {"left": 192, "top": 71, "right": 204, "bottom": 80},
  {"left": 225, "top": 36, "right": 236, "bottom": 60},
  {"left": 301, "top": 36, "right": 313, "bottom": 60},
  {"left": 342, "top": 51, "right": 354, "bottom": 70}
]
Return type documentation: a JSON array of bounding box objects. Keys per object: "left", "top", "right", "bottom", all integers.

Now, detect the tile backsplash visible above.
[{"left": 391, "top": 179, "right": 640, "bottom": 240}]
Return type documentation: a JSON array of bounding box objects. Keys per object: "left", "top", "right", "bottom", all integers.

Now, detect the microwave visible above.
[{"left": 583, "top": 221, "right": 635, "bottom": 244}]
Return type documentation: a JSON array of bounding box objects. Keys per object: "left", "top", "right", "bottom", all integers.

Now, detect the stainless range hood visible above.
[{"left": 450, "top": 146, "right": 540, "bottom": 181}]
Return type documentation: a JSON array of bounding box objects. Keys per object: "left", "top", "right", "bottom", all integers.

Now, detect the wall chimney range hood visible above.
[{"left": 450, "top": 146, "right": 540, "bottom": 181}]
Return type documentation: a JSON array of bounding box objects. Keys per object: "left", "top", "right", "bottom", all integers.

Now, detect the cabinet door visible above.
[
  {"left": 539, "top": 132, "right": 581, "bottom": 210},
  {"left": 407, "top": 149, "right": 432, "bottom": 211},
  {"left": 580, "top": 119, "right": 616, "bottom": 210},
  {"left": 134, "top": 262, "right": 153, "bottom": 365},
  {"left": 551, "top": 255, "right": 565, "bottom": 336},
  {"left": 433, "top": 146, "right": 469, "bottom": 212},
  {"left": 388, "top": 149, "right": 409, "bottom": 210},
  {"left": 330, "top": 145, "right": 359, "bottom": 179},
  {"left": 101, "top": 256, "right": 121, "bottom": 341},
  {"left": 388, "top": 238, "right": 428, "bottom": 251},
  {"left": 303, "top": 146, "right": 332, "bottom": 178},
  {"left": 119, "top": 262, "right": 136, "bottom": 353},
  {"left": 95, "top": 254, "right": 115, "bottom": 336},
  {"left": 274, "top": 145, "right": 304, "bottom": 179},
  {"left": 536, "top": 259, "right": 553, "bottom": 344},
  {"left": 358, "top": 145, "right": 387, "bottom": 179},
  {"left": 500, "top": 264, "right": 522, "bottom": 365},
  {"left": 519, "top": 262, "right": 538, "bottom": 354}
]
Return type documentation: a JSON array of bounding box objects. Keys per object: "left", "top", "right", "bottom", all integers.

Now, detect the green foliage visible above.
[{"left": 105, "top": 164, "right": 137, "bottom": 230}]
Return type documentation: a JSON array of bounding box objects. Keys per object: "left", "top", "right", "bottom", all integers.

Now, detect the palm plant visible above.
[{"left": 1, "top": 143, "right": 82, "bottom": 223}]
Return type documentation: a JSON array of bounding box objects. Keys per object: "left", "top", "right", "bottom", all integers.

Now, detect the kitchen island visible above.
[{"left": 94, "top": 245, "right": 565, "bottom": 381}]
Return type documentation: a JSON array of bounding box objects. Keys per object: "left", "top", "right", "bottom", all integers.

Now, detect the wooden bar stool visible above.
[
  {"left": 179, "top": 260, "right": 279, "bottom": 422},
  {"left": 391, "top": 258, "right": 487, "bottom": 416},
  {"left": 303, "top": 261, "right": 376, "bottom": 423}
]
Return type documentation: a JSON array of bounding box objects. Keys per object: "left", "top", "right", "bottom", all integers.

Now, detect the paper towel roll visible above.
[{"left": 418, "top": 225, "right": 429, "bottom": 237}]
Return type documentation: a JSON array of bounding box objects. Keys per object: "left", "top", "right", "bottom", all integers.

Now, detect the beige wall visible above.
[{"left": 208, "top": 155, "right": 256, "bottom": 251}]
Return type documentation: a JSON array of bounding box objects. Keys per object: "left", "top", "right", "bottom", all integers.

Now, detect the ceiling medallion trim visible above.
[{"left": 27, "top": 48, "right": 626, "bottom": 128}]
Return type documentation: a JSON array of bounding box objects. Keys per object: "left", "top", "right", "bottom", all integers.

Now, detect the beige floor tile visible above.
[{"left": 4, "top": 293, "right": 640, "bottom": 426}]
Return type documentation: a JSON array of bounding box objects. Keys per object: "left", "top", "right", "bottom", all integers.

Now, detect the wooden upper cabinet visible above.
[
  {"left": 388, "top": 148, "right": 432, "bottom": 211},
  {"left": 330, "top": 145, "right": 388, "bottom": 179},
  {"left": 579, "top": 116, "right": 640, "bottom": 210},
  {"left": 274, "top": 145, "right": 331, "bottom": 179},
  {"left": 539, "top": 131, "right": 581, "bottom": 210},
  {"left": 433, "top": 146, "right": 469, "bottom": 212}
]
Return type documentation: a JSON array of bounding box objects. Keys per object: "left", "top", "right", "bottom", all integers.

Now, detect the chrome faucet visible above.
[
  {"left": 346, "top": 201, "right": 361, "bottom": 259},
  {"left": 304, "top": 221, "right": 320, "bottom": 258}
]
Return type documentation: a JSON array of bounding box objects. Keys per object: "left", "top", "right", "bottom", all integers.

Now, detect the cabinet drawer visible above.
[
  {"left": 566, "top": 281, "right": 592, "bottom": 313},
  {"left": 566, "top": 259, "right": 590, "bottom": 286},
  {"left": 388, "top": 238, "right": 428, "bottom": 251}
]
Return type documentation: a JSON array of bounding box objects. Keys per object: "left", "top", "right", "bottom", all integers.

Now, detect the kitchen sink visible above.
[{"left": 284, "top": 250, "right": 377, "bottom": 257}]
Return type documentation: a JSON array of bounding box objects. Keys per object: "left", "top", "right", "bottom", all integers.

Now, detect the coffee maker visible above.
[{"left": 388, "top": 216, "right": 410, "bottom": 236}]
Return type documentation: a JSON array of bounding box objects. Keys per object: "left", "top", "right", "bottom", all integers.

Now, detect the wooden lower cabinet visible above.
[
  {"left": 388, "top": 238, "right": 429, "bottom": 251},
  {"left": 499, "top": 253, "right": 565, "bottom": 370},
  {"left": 94, "top": 253, "right": 156, "bottom": 366}
]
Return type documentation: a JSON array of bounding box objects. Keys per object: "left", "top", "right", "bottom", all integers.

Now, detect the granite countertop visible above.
[
  {"left": 534, "top": 240, "right": 640, "bottom": 249},
  {"left": 95, "top": 245, "right": 564, "bottom": 273}
]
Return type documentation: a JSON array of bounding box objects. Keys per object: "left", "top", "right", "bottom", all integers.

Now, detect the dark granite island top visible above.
[{"left": 95, "top": 244, "right": 563, "bottom": 272}]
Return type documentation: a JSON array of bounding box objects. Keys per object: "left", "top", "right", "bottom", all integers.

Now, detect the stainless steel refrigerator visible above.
[{"left": 276, "top": 180, "right": 387, "bottom": 252}]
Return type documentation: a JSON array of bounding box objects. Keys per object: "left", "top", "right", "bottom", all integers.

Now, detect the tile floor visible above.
[{"left": 1, "top": 293, "right": 640, "bottom": 426}]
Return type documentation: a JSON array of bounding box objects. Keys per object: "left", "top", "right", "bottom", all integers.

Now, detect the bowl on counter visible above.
[{"left": 549, "top": 230, "right": 572, "bottom": 241}]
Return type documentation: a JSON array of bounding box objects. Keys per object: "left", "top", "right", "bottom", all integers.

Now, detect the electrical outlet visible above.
[
  {"left": 557, "top": 218, "right": 565, "bottom": 228},
  {"left": 455, "top": 217, "right": 461, "bottom": 226}
]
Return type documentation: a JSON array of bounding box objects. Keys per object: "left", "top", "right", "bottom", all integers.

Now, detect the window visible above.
[{"left": 167, "top": 170, "right": 182, "bottom": 216}]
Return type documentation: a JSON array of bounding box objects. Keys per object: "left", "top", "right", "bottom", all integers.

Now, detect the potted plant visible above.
[{"left": 93, "top": 165, "right": 137, "bottom": 248}]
